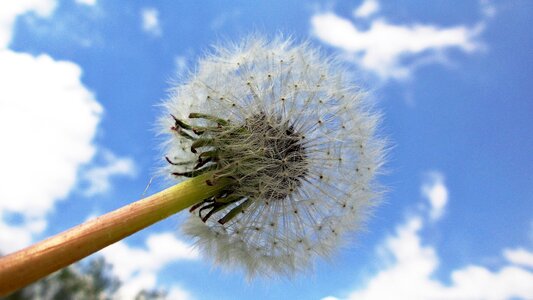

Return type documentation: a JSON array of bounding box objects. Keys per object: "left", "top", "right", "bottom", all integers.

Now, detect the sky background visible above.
[{"left": 1, "top": 0, "right": 532, "bottom": 299}]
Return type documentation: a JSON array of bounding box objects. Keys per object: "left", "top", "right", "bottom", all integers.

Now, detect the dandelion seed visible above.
[{"left": 160, "top": 36, "right": 385, "bottom": 277}]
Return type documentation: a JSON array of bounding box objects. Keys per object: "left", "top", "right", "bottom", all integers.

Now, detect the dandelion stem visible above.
[{"left": 0, "top": 172, "right": 231, "bottom": 296}]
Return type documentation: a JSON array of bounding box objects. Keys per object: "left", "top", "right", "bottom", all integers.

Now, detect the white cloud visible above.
[
  {"left": 141, "top": 7, "right": 162, "bottom": 37},
  {"left": 0, "top": 50, "right": 102, "bottom": 253},
  {"left": 421, "top": 172, "right": 448, "bottom": 222},
  {"left": 0, "top": 0, "right": 57, "bottom": 48},
  {"left": 0, "top": 2, "right": 132, "bottom": 255},
  {"left": 100, "top": 232, "right": 199, "bottom": 299},
  {"left": 167, "top": 285, "right": 194, "bottom": 300},
  {"left": 504, "top": 248, "right": 533, "bottom": 269},
  {"left": 353, "top": 0, "right": 380, "bottom": 19},
  {"left": 81, "top": 150, "right": 136, "bottom": 196},
  {"left": 76, "top": 0, "right": 97, "bottom": 6},
  {"left": 311, "top": 3, "right": 484, "bottom": 80},
  {"left": 322, "top": 174, "right": 533, "bottom": 300}
]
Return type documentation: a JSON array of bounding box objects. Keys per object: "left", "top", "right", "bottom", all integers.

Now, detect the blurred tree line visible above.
[{"left": 2, "top": 257, "right": 167, "bottom": 300}]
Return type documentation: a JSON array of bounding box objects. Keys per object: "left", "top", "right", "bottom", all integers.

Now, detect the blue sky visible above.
[{"left": 1, "top": 0, "right": 532, "bottom": 299}]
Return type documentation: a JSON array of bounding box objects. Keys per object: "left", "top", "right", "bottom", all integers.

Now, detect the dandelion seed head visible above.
[{"left": 160, "top": 36, "right": 385, "bottom": 277}]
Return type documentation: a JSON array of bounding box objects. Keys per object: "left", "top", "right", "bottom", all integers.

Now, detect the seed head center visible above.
[
  {"left": 242, "top": 112, "right": 308, "bottom": 200},
  {"left": 168, "top": 111, "right": 308, "bottom": 223}
]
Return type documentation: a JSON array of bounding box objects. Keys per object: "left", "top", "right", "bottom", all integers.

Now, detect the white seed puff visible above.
[{"left": 160, "top": 36, "right": 385, "bottom": 277}]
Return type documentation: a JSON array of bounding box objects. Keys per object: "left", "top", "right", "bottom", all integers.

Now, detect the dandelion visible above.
[
  {"left": 160, "top": 36, "right": 385, "bottom": 277},
  {"left": 0, "top": 36, "right": 385, "bottom": 296}
]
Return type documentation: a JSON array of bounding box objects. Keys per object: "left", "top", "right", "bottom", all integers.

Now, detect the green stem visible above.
[{"left": 0, "top": 173, "right": 230, "bottom": 296}]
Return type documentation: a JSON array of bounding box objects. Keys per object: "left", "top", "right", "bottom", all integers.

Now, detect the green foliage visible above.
[
  {"left": 134, "top": 289, "right": 167, "bottom": 300},
  {"left": 3, "top": 257, "right": 166, "bottom": 300}
]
